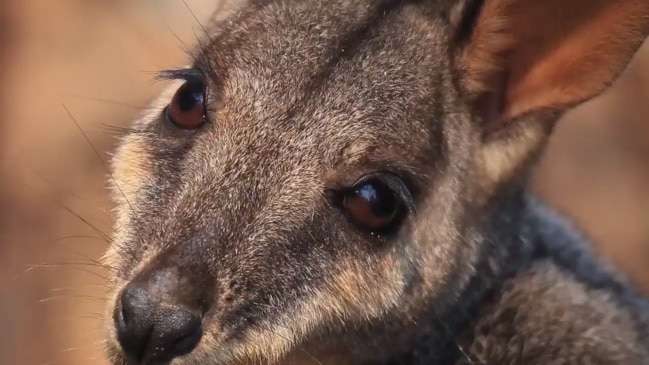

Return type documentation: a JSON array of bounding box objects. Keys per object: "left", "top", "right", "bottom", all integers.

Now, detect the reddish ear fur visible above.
[
  {"left": 454, "top": 0, "right": 649, "bottom": 190},
  {"left": 460, "top": 0, "right": 649, "bottom": 122}
]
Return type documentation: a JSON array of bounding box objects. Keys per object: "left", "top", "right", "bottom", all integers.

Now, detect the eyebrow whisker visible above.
[{"left": 155, "top": 68, "right": 206, "bottom": 84}]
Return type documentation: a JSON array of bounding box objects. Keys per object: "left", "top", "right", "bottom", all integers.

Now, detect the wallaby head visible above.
[{"left": 103, "top": 1, "right": 649, "bottom": 364}]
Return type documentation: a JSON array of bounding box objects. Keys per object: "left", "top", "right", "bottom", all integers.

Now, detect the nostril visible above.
[
  {"left": 149, "top": 308, "right": 203, "bottom": 360},
  {"left": 169, "top": 312, "right": 203, "bottom": 356},
  {"left": 118, "top": 298, "right": 131, "bottom": 330},
  {"left": 116, "top": 303, "right": 128, "bottom": 332},
  {"left": 114, "top": 284, "right": 203, "bottom": 362},
  {"left": 173, "top": 329, "right": 201, "bottom": 355},
  {"left": 115, "top": 285, "right": 156, "bottom": 362},
  {"left": 117, "top": 286, "right": 151, "bottom": 331}
]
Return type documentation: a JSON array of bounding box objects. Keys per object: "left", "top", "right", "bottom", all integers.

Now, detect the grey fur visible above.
[{"left": 103, "top": 1, "right": 649, "bottom": 364}]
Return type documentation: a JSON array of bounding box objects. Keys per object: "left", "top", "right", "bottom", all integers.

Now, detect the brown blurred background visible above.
[{"left": 1, "top": 2, "right": 648, "bottom": 365}]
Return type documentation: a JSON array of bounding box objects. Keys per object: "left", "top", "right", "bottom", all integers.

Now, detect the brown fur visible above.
[{"left": 103, "top": 1, "right": 649, "bottom": 364}]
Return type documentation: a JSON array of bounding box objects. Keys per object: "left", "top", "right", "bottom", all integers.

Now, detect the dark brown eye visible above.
[
  {"left": 341, "top": 178, "right": 407, "bottom": 235},
  {"left": 166, "top": 80, "right": 206, "bottom": 129}
]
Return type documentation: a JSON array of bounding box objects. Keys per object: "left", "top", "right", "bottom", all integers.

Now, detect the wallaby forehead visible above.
[
  {"left": 130, "top": 0, "right": 453, "bottom": 243},
  {"left": 201, "top": 0, "right": 450, "bottom": 150},
  {"left": 115, "top": 0, "right": 452, "bottom": 218}
]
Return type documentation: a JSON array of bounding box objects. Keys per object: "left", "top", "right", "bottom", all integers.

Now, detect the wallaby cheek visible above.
[
  {"left": 407, "top": 173, "right": 481, "bottom": 302},
  {"left": 322, "top": 257, "right": 406, "bottom": 319},
  {"left": 110, "top": 137, "right": 153, "bottom": 206},
  {"left": 105, "top": 146, "right": 152, "bottom": 277},
  {"left": 229, "top": 255, "right": 410, "bottom": 360}
]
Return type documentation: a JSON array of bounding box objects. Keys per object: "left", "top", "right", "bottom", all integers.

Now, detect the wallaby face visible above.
[{"left": 104, "top": 1, "right": 649, "bottom": 364}]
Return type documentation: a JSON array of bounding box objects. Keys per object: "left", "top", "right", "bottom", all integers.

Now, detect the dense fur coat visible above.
[{"left": 103, "top": 1, "right": 649, "bottom": 364}]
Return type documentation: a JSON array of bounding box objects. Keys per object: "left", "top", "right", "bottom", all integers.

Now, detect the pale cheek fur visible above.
[{"left": 193, "top": 258, "right": 408, "bottom": 365}]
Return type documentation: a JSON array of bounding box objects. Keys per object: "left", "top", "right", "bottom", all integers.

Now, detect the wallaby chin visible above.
[{"left": 103, "top": 0, "right": 649, "bottom": 364}]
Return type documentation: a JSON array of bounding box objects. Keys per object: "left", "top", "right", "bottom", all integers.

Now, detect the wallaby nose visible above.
[{"left": 115, "top": 285, "right": 203, "bottom": 363}]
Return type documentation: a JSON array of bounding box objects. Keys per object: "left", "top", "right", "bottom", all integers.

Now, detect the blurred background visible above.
[{"left": 1, "top": 1, "right": 648, "bottom": 364}]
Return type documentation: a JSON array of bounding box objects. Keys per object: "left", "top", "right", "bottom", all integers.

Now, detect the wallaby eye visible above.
[
  {"left": 341, "top": 178, "right": 409, "bottom": 235},
  {"left": 166, "top": 80, "right": 206, "bottom": 129}
]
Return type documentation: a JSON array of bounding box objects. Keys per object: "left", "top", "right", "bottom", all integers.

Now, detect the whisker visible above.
[
  {"left": 50, "top": 284, "right": 108, "bottom": 292},
  {"left": 49, "top": 234, "right": 107, "bottom": 244},
  {"left": 182, "top": 0, "right": 227, "bottom": 81},
  {"left": 20, "top": 263, "right": 109, "bottom": 282},
  {"left": 25, "top": 260, "right": 108, "bottom": 269},
  {"left": 44, "top": 335, "right": 110, "bottom": 365},
  {"left": 61, "top": 104, "right": 137, "bottom": 220},
  {"left": 20, "top": 163, "right": 89, "bottom": 203},
  {"left": 60, "top": 204, "right": 111, "bottom": 243},
  {"left": 18, "top": 157, "right": 133, "bottom": 263},
  {"left": 65, "top": 314, "right": 105, "bottom": 322},
  {"left": 51, "top": 246, "right": 115, "bottom": 273},
  {"left": 100, "top": 123, "right": 150, "bottom": 136},
  {"left": 53, "top": 94, "right": 150, "bottom": 110},
  {"left": 38, "top": 235, "right": 116, "bottom": 271},
  {"left": 38, "top": 294, "right": 106, "bottom": 303},
  {"left": 18, "top": 164, "right": 115, "bottom": 233},
  {"left": 17, "top": 172, "right": 112, "bottom": 241},
  {"left": 182, "top": 0, "right": 213, "bottom": 43},
  {"left": 166, "top": 26, "right": 194, "bottom": 58},
  {"left": 31, "top": 260, "right": 110, "bottom": 270}
]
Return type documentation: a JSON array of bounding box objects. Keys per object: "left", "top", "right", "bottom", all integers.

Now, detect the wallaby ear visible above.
[{"left": 452, "top": 0, "right": 649, "bottom": 187}]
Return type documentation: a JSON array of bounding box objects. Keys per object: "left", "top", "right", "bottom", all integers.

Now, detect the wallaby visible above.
[{"left": 102, "top": 1, "right": 649, "bottom": 364}]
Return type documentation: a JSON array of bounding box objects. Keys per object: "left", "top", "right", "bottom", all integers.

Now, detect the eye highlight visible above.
[
  {"left": 338, "top": 174, "right": 414, "bottom": 236},
  {"left": 166, "top": 80, "right": 207, "bottom": 129}
]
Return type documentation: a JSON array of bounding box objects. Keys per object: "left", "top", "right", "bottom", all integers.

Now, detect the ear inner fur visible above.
[
  {"left": 455, "top": 0, "right": 649, "bottom": 190},
  {"left": 460, "top": 0, "right": 649, "bottom": 121}
]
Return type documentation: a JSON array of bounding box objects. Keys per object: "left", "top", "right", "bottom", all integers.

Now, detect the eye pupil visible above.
[
  {"left": 341, "top": 179, "right": 404, "bottom": 234},
  {"left": 166, "top": 80, "right": 207, "bottom": 129},
  {"left": 178, "top": 88, "right": 204, "bottom": 112},
  {"left": 357, "top": 184, "right": 395, "bottom": 217}
]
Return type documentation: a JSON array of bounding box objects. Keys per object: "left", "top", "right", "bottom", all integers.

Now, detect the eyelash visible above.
[
  {"left": 158, "top": 68, "right": 210, "bottom": 100},
  {"left": 156, "top": 68, "right": 207, "bottom": 84},
  {"left": 329, "top": 172, "right": 417, "bottom": 213}
]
